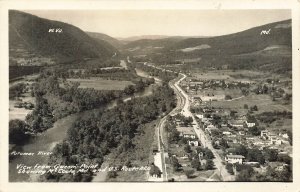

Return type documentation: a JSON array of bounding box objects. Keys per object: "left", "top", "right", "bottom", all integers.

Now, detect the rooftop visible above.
[{"left": 226, "top": 154, "right": 245, "bottom": 159}]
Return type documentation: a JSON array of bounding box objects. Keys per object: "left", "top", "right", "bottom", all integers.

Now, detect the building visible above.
[
  {"left": 223, "top": 131, "right": 232, "bottom": 135},
  {"left": 177, "top": 127, "right": 197, "bottom": 139},
  {"left": 245, "top": 120, "right": 256, "bottom": 128},
  {"left": 269, "top": 135, "right": 283, "bottom": 145},
  {"left": 261, "top": 130, "right": 269, "bottom": 139},
  {"left": 225, "top": 154, "right": 245, "bottom": 164},
  {"left": 192, "top": 96, "right": 202, "bottom": 103},
  {"left": 228, "top": 120, "right": 244, "bottom": 128},
  {"left": 196, "top": 114, "right": 204, "bottom": 119},
  {"left": 188, "top": 140, "right": 199, "bottom": 146}
]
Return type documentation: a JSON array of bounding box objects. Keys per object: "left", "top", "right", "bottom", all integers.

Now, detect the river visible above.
[{"left": 9, "top": 65, "right": 158, "bottom": 182}]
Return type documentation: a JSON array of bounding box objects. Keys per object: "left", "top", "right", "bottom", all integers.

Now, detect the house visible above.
[
  {"left": 177, "top": 127, "right": 197, "bottom": 139},
  {"left": 245, "top": 120, "right": 256, "bottom": 128},
  {"left": 238, "top": 131, "right": 245, "bottom": 136},
  {"left": 223, "top": 131, "right": 232, "bottom": 135},
  {"left": 192, "top": 96, "right": 202, "bottom": 103},
  {"left": 279, "top": 132, "right": 289, "bottom": 139},
  {"left": 225, "top": 154, "right": 245, "bottom": 164},
  {"left": 205, "top": 126, "right": 218, "bottom": 136},
  {"left": 207, "top": 124, "right": 216, "bottom": 129},
  {"left": 196, "top": 114, "right": 204, "bottom": 119},
  {"left": 188, "top": 140, "right": 199, "bottom": 146},
  {"left": 261, "top": 130, "right": 269, "bottom": 139},
  {"left": 269, "top": 135, "right": 283, "bottom": 145},
  {"left": 244, "top": 162, "right": 260, "bottom": 167},
  {"left": 228, "top": 120, "right": 244, "bottom": 128}
]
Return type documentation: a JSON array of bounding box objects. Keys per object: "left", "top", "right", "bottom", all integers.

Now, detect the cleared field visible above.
[
  {"left": 190, "top": 72, "right": 232, "bottom": 80},
  {"left": 211, "top": 93, "right": 292, "bottom": 113},
  {"left": 9, "top": 93, "right": 35, "bottom": 121},
  {"left": 67, "top": 78, "right": 134, "bottom": 90},
  {"left": 190, "top": 70, "right": 268, "bottom": 82},
  {"left": 265, "top": 118, "right": 292, "bottom": 131},
  {"left": 191, "top": 88, "right": 243, "bottom": 100}
]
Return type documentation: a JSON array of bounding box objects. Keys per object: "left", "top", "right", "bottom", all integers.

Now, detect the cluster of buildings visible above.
[
  {"left": 172, "top": 116, "right": 199, "bottom": 147},
  {"left": 180, "top": 78, "right": 251, "bottom": 95},
  {"left": 197, "top": 108, "right": 291, "bottom": 164}
]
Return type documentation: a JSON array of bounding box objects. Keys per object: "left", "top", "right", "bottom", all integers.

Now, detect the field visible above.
[
  {"left": 211, "top": 93, "right": 292, "bottom": 113},
  {"left": 9, "top": 92, "right": 34, "bottom": 121},
  {"left": 190, "top": 70, "right": 272, "bottom": 82},
  {"left": 9, "top": 77, "right": 36, "bottom": 121},
  {"left": 67, "top": 78, "right": 134, "bottom": 90}
]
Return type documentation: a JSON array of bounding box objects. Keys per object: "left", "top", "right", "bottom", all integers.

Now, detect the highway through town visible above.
[{"left": 144, "top": 62, "right": 234, "bottom": 181}]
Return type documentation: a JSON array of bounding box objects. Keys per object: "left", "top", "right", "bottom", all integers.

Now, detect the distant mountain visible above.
[
  {"left": 121, "top": 37, "right": 185, "bottom": 55},
  {"left": 167, "top": 19, "right": 291, "bottom": 55},
  {"left": 87, "top": 32, "right": 123, "bottom": 48},
  {"left": 117, "top": 35, "right": 170, "bottom": 42},
  {"left": 9, "top": 10, "right": 118, "bottom": 65},
  {"left": 151, "top": 19, "right": 292, "bottom": 73}
]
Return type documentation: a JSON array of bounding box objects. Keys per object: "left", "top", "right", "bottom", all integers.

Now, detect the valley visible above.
[{"left": 8, "top": 10, "right": 293, "bottom": 182}]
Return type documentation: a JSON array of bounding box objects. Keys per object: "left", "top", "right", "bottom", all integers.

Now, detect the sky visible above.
[{"left": 22, "top": 10, "right": 291, "bottom": 38}]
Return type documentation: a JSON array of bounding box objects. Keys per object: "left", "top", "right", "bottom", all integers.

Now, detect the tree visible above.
[
  {"left": 184, "top": 144, "right": 192, "bottom": 153},
  {"left": 234, "top": 145, "right": 248, "bottom": 157},
  {"left": 230, "top": 110, "right": 237, "bottom": 118},
  {"left": 184, "top": 169, "right": 195, "bottom": 178},
  {"left": 204, "top": 159, "right": 215, "bottom": 170},
  {"left": 124, "top": 85, "right": 135, "bottom": 95},
  {"left": 287, "top": 130, "right": 292, "bottom": 145},
  {"left": 225, "top": 95, "right": 232, "bottom": 100},
  {"left": 264, "top": 149, "right": 278, "bottom": 162},
  {"left": 236, "top": 165, "right": 254, "bottom": 181},
  {"left": 171, "top": 157, "right": 181, "bottom": 171},
  {"left": 191, "top": 159, "right": 201, "bottom": 170},
  {"left": 248, "top": 127, "right": 261, "bottom": 136},
  {"left": 253, "top": 105, "right": 258, "bottom": 111},
  {"left": 108, "top": 171, "right": 118, "bottom": 178},
  {"left": 247, "top": 148, "right": 265, "bottom": 164},
  {"left": 9, "top": 119, "right": 30, "bottom": 145},
  {"left": 196, "top": 147, "right": 214, "bottom": 159},
  {"left": 250, "top": 105, "right": 258, "bottom": 112},
  {"left": 226, "top": 164, "right": 234, "bottom": 175}
]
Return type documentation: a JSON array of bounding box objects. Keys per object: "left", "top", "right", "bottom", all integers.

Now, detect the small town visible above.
[
  {"left": 150, "top": 73, "right": 292, "bottom": 181},
  {"left": 8, "top": 9, "right": 293, "bottom": 184}
]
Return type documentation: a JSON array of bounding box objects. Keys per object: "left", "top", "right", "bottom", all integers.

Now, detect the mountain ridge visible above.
[{"left": 9, "top": 10, "right": 118, "bottom": 65}]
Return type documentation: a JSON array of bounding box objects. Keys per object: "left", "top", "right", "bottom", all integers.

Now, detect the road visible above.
[
  {"left": 149, "top": 74, "right": 185, "bottom": 182},
  {"left": 173, "top": 73, "right": 234, "bottom": 181},
  {"left": 144, "top": 62, "right": 234, "bottom": 181}
]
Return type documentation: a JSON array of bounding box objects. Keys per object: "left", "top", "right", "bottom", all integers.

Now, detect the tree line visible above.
[{"left": 41, "top": 83, "right": 176, "bottom": 182}]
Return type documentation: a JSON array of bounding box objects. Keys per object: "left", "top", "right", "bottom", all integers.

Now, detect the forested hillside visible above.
[{"left": 9, "top": 10, "right": 118, "bottom": 64}]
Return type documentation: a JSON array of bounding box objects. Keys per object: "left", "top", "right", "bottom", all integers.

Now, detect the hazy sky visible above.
[{"left": 23, "top": 10, "right": 291, "bottom": 38}]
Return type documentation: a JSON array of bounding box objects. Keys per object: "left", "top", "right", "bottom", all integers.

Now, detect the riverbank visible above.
[{"left": 9, "top": 65, "right": 159, "bottom": 182}]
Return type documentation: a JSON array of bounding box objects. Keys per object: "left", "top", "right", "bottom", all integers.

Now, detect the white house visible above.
[
  {"left": 245, "top": 121, "right": 256, "bottom": 128},
  {"left": 225, "top": 154, "right": 245, "bottom": 164},
  {"left": 188, "top": 140, "right": 199, "bottom": 146},
  {"left": 269, "top": 135, "right": 283, "bottom": 145},
  {"left": 196, "top": 114, "right": 204, "bottom": 119},
  {"left": 261, "top": 130, "right": 269, "bottom": 139},
  {"left": 223, "top": 131, "right": 232, "bottom": 135}
]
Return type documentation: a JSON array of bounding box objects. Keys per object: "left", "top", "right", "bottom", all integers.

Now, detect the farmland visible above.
[
  {"left": 67, "top": 78, "right": 134, "bottom": 90},
  {"left": 9, "top": 78, "right": 36, "bottom": 121},
  {"left": 211, "top": 94, "right": 292, "bottom": 113}
]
